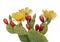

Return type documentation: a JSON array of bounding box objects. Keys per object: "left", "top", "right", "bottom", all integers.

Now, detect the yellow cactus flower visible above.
[
  {"left": 42, "top": 10, "right": 56, "bottom": 19},
  {"left": 19, "top": 9, "right": 25, "bottom": 13},
  {"left": 12, "top": 12, "right": 25, "bottom": 21},
  {"left": 25, "top": 7, "right": 32, "bottom": 14},
  {"left": 12, "top": 7, "right": 32, "bottom": 21},
  {"left": 19, "top": 7, "right": 32, "bottom": 15}
]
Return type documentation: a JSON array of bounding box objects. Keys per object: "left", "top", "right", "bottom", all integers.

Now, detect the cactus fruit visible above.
[
  {"left": 39, "top": 25, "right": 44, "bottom": 31},
  {"left": 35, "top": 24, "right": 39, "bottom": 31},
  {"left": 39, "top": 16, "right": 44, "bottom": 22},
  {"left": 3, "top": 18, "right": 8, "bottom": 24},
  {"left": 25, "top": 15, "right": 31, "bottom": 22},
  {"left": 10, "top": 21, "right": 15, "bottom": 27},
  {"left": 3, "top": 7, "right": 56, "bottom": 42},
  {"left": 39, "top": 23, "right": 48, "bottom": 35},
  {"left": 26, "top": 24, "right": 30, "bottom": 30}
]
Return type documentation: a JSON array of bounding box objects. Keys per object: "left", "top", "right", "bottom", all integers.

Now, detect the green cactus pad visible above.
[
  {"left": 28, "top": 29, "right": 48, "bottom": 42},
  {"left": 14, "top": 25, "right": 27, "bottom": 35},
  {"left": 18, "top": 35, "right": 30, "bottom": 42},
  {"left": 6, "top": 24, "right": 14, "bottom": 34}
]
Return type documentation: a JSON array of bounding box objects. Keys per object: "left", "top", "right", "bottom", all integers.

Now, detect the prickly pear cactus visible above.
[{"left": 3, "top": 7, "right": 56, "bottom": 42}]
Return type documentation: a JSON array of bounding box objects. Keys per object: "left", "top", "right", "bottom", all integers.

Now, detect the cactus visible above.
[
  {"left": 39, "top": 23, "right": 48, "bottom": 35},
  {"left": 3, "top": 7, "right": 56, "bottom": 42},
  {"left": 28, "top": 29, "right": 48, "bottom": 42},
  {"left": 6, "top": 24, "right": 15, "bottom": 34}
]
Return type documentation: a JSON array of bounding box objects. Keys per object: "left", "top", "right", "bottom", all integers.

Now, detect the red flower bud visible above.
[
  {"left": 39, "top": 25, "right": 44, "bottom": 31},
  {"left": 10, "top": 21, "right": 15, "bottom": 27},
  {"left": 35, "top": 24, "right": 39, "bottom": 31},
  {"left": 26, "top": 24, "right": 30, "bottom": 30},
  {"left": 39, "top": 16, "right": 44, "bottom": 22},
  {"left": 3, "top": 18, "right": 8, "bottom": 24},
  {"left": 25, "top": 15, "right": 31, "bottom": 22}
]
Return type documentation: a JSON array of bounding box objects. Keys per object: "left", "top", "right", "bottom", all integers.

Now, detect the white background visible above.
[{"left": 0, "top": 0, "right": 60, "bottom": 42}]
